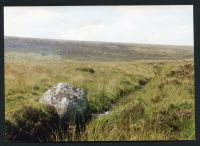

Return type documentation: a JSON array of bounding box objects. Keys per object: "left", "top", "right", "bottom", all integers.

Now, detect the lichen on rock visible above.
[{"left": 40, "top": 83, "right": 88, "bottom": 124}]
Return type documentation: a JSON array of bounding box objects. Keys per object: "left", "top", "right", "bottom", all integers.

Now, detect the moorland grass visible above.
[
  {"left": 82, "top": 62, "right": 194, "bottom": 141},
  {"left": 5, "top": 58, "right": 194, "bottom": 141}
]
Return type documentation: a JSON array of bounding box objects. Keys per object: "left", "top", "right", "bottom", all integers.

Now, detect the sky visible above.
[{"left": 4, "top": 6, "right": 193, "bottom": 46}]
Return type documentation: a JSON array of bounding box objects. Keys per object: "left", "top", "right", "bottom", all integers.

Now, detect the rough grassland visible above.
[
  {"left": 4, "top": 48, "right": 194, "bottom": 141},
  {"left": 5, "top": 58, "right": 194, "bottom": 141},
  {"left": 83, "top": 61, "right": 194, "bottom": 141},
  {"left": 5, "top": 60, "right": 155, "bottom": 115}
]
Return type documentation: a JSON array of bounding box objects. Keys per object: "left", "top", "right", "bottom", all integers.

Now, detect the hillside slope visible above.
[{"left": 4, "top": 36, "right": 194, "bottom": 61}]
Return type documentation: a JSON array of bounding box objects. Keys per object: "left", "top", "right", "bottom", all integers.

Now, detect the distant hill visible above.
[{"left": 4, "top": 36, "right": 194, "bottom": 61}]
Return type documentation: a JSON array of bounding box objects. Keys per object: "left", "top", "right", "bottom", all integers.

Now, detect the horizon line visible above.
[{"left": 4, "top": 35, "right": 194, "bottom": 47}]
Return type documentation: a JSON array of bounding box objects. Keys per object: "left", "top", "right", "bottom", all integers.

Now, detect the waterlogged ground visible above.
[{"left": 5, "top": 59, "right": 195, "bottom": 141}]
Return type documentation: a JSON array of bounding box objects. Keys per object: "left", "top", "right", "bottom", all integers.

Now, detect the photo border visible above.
[{"left": 0, "top": 0, "right": 199, "bottom": 146}]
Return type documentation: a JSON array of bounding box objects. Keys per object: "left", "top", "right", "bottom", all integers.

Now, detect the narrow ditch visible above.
[{"left": 90, "top": 79, "right": 149, "bottom": 118}]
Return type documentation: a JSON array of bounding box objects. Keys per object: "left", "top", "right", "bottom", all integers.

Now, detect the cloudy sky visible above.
[{"left": 4, "top": 6, "right": 193, "bottom": 46}]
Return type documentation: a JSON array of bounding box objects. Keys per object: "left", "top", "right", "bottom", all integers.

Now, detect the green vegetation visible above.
[
  {"left": 5, "top": 104, "right": 59, "bottom": 142},
  {"left": 5, "top": 59, "right": 155, "bottom": 115},
  {"left": 4, "top": 38, "right": 194, "bottom": 142},
  {"left": 83, "top": 63, "right": 194, "bottom": 141},
  {"left": 5, "top": 56, "right": 194, "bottom": 141}
]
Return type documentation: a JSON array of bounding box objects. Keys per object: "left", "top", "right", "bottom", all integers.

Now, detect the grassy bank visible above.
[{"left": 82, "top": 62, "right": 195, "bottom": 141}]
